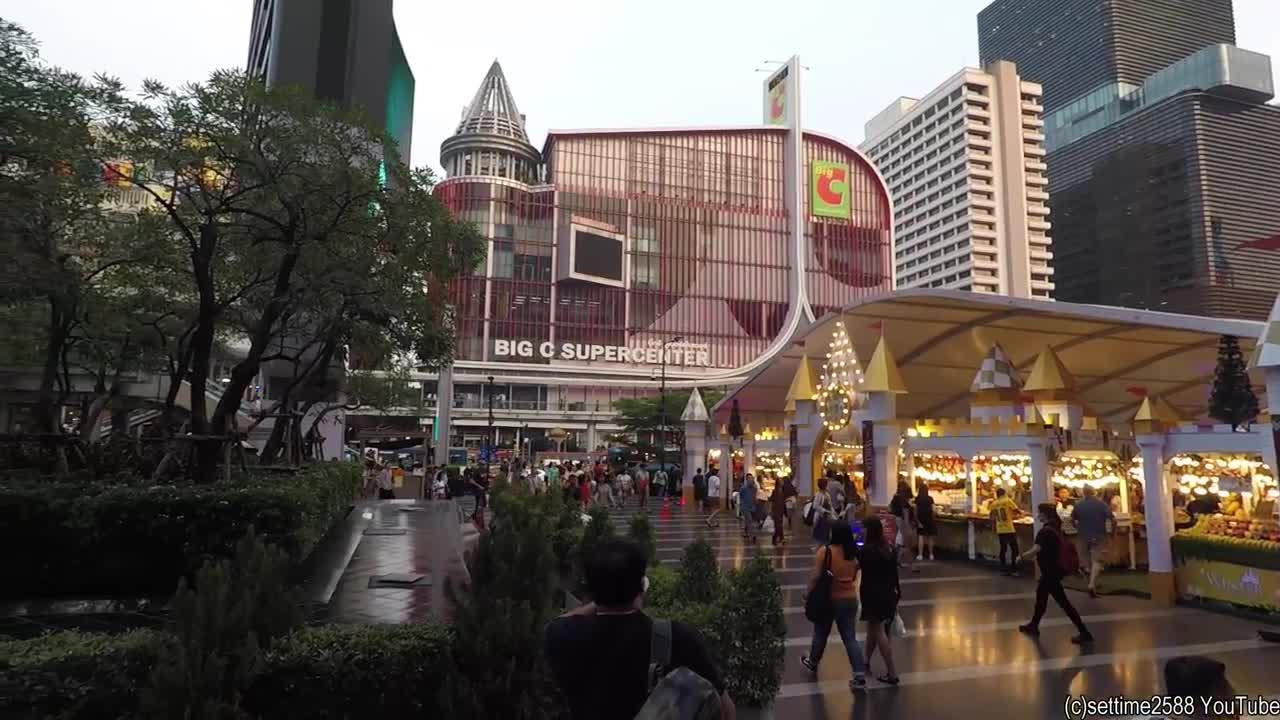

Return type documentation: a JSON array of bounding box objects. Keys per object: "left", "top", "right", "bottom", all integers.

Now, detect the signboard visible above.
[
  {"left": 861, "top": 420, "right": 876, "bottom": 495},
  {"left": 788, "top": 424, "right": 799, "bottom": 487},
  {"left": 1176, "top": 556, "right": 1280, "bottom": 613},
  {"left": 493, "top": 339, "right": 712, "bottom": 367},
  {"left": 766, "top": 65, "right": 788, "bottom": 126},
  {"left": 812, "top": 161, "right": 852, "bottom": 219}
]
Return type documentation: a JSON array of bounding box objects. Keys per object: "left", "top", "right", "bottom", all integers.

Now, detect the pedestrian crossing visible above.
[{"left": 601, "top": 503, "right": 1280, "bottom": 718}]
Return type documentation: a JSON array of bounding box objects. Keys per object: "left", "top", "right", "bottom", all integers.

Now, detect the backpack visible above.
[
  {"left": 1056, "top": 528, "right": 1080, "bottom": 576},
  {"left": 634, "top": 619, "right": 721, "bottom": 720}
]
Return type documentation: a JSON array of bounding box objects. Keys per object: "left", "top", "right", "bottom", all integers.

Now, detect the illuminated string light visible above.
[{"left": 817, "top": 321, "right": 864, "bottom": 432}]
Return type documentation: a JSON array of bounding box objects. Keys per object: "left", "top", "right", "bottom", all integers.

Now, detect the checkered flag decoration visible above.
[{"left": 971, "top": 342, "right": 1022, "bottom": 392}]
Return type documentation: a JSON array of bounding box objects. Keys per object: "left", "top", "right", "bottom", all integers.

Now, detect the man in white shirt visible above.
[
  {"left": 705, "top": 470, "right": 721, "bottom": 513},
  {"left": 617, "top": 469, "right": 632, "bottom": 507}
]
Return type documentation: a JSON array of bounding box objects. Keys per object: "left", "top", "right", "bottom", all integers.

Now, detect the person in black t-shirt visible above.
[
  {"left": 1017, "top": 503, "right": 1093, "bottom": 644},
  {"left": 544, "top": 539, "right": 736, "bottom": 720}
]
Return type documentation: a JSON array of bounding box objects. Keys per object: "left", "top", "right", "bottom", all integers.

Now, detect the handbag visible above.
[
  {"left": 802, "top": 501, "right": 815, "bottom": 526},
  {"left": 804, "top": 547, "right": 835, "bottom": 623},
  {"left": 888, "top": 612, "right": 907, "bottom": 638}
]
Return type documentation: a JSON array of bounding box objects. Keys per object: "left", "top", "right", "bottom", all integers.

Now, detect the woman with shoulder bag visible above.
[
  {"left": 859, "top": 516, "right": 901, "bottom": 685},
  {"left": 890, "top": 481, "right": 918, "bottom": 573},
  {"left": 801, "top": 522, "right": 868, "bottom": 690}
]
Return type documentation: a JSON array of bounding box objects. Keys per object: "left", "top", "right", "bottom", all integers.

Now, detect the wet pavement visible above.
[{"left": 608, "top": 500, "right": 1280, "bottom": 719}]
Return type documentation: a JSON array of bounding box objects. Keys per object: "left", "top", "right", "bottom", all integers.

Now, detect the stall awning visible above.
[{"left": 713, "top": 290, "right": 1266, "bottom": 426}]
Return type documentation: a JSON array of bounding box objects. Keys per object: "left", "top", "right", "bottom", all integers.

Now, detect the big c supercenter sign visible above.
[{"left": 812, "top": 160, "right": 852, "bottom": 219}]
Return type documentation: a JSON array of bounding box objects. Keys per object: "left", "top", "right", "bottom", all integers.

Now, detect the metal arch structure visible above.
[{"left": 712, "top": 288, "right": 1267, "bottom": 427}]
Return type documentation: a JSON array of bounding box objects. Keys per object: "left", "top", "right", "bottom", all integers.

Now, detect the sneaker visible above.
[
  {"left": 1017, "top": 624, "right": 1040, "bottom": 637},
  {"left": 915, "top": 554, "right": 923, "bottom": 561},
  {"left": 850, "top": 674, "right": 867, "bottom": 690},
  {"left": 1070, "top": 634, "right": 1094, "bottom": 645},
  {"left": 800, "top": 655, "right": 818, "bottom": 674},
  {"left": 876, "top": 674, "right": 900, "bottom": 686}
]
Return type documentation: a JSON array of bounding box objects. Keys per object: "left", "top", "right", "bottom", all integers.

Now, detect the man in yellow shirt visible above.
[{"left": 989, "top": 487, "right": 1022, "bottom": 576}]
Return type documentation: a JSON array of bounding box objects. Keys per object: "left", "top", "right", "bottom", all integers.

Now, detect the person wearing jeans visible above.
[{"left": 801, "top": 522, "right": 868, "bottom": 690}]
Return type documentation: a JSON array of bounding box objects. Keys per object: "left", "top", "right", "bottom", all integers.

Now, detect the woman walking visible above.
[
  {"left": 1018, "top": 503, "right": 1094, "bottom": 644},
  {"left": 738, "top": 473, "right": 759, "bottom": 544},
  {"left": 915, "top": 482, "right": 938, "bottom": 561},
  {"left": 800, "top": 522, "right": 868, "bottom": 690},
  {"left": 890, "top": 481, "right": 918, "bottom": 573},
  {"left": 859, "top": 516, "right": 901, "bottom": 685},
  {"left": 810, "top": 478, "right": 835, "bottom": 545}
]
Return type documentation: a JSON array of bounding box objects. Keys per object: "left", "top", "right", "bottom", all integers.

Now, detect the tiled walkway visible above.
[{"left": 607, "top": 499, "right": 1280, "bottom": 719}]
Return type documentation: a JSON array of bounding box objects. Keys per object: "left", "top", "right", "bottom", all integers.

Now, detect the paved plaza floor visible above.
[{"left": 610, "top": 500, "right": 1280, "bottom": 719}]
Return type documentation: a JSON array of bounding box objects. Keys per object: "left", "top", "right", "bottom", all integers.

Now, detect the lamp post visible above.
[
  {"left": 658, "top": 336, "right": 683, "bottom": 481},
  {"left": 485, "top": 375, "right": 495, "bottom": 477}
]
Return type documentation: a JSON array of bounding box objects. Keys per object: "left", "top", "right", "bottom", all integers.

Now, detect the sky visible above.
[{"left": 4, "top": 0, "right": 1278, "bottom": 173}]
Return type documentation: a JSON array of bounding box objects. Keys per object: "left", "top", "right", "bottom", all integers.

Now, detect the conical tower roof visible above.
[
  {"left": 456, "top": 60, "right": 530, "bottom": 141},
  {"left": 971, "top": 342, "right": 1022, "bottom": 392},
  {"left": 680, "top": 388, "right": 709, "bottom": 423},
  {"left": 1023, "top": 346, "right": 1076, "bottom": 393}
]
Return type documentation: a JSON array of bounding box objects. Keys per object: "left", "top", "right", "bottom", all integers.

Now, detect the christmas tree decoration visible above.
[
  {"left": 1208, "top": 334, "right": 1260, "bottom": 430},
  {"left": 817, "top": 321, "right": 864, "bottom": 431}
]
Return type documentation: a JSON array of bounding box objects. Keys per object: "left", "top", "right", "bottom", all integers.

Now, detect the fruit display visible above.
[{"left": 1182, "top": 514, "right": 1280, "bottom": 548}]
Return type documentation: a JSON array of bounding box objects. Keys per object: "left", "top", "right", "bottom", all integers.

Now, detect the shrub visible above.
[
  {"left": 628, "top": 511, "right": 656, "bottom": 565},
  {"left": 643, "top": 564, "right": 679, "bottom": 612},
  {"left": 444, "top": 488, "right": 562, "bottom": 719},
  {"left": 541, "top": 490, "right": 583, "bottom": 576},
  {"left": 576, "top": 506, "right": 614, "bottom": 594},
  {"left": 0, "top": 623, "right": 453, "bottom": 720},
  {"left": 0, "top": 462, "right": 360, "bottom": 597},
  {"left": 245, "top": 623, "right": 452, "bottom": 718},
  {"left": 0, "top": 629, "right": 168, "bottom": 719},
  {"left": 719, "top": 552, "right": 786, "bottom": 707},
  {"left": 142, "top": 528, "right": 303, "bottom": 718},
  {"left": 674, "top": 537, "right": 721, "bottom": 604}
]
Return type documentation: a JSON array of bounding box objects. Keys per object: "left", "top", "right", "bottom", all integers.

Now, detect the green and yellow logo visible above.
[{"left": 812, "top": 161, "right": 851, "bottom": 219}]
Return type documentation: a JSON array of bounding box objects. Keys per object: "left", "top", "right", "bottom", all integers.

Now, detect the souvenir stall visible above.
[{"left": 822, "top": 438, "right": 864, "bottom": 495}]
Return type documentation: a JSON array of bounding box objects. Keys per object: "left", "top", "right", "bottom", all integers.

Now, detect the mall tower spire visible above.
[{"left": 440, "top": 59, "right": 540, "bottom": 182}]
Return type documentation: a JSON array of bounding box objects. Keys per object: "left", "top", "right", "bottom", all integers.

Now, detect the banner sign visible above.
[
  {"left": 862, "top": 420, "right": 876, "bottom": 496},
  {"left": 812, "top": 161, "right": 852, "bottom": 219},
  {"left": 493, "top": 339, "right": 711, "bottom": 367},
  {"left": 1176, "top": 556, "right": 1280, "bottom": 613},
  {"left": 766, "top": 65, "right": 788, "bottom": 126}
]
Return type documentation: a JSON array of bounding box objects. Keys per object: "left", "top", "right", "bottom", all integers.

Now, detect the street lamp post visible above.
[
  {"left": 485, "top": 375, "right": 495, "bottom": 477},
  {"left": 658, "top": 336, "right": 683, "bottom": 484}
]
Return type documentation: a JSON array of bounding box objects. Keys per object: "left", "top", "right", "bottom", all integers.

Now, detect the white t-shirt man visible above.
[{"left": 707, "top": 472, "right": 721, "bottom": 503}]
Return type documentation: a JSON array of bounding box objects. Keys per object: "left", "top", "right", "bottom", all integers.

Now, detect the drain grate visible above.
[
  {"left": 368, "top": 573, "right": 432, "bottom": 588},
  {"left": 362, "top": 528, "right": 407, "bottom": 536}
]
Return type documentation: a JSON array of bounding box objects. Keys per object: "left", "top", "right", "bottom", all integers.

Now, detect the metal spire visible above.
[{"left": 456, "top": 59, "right": 529, "bottom": 141}]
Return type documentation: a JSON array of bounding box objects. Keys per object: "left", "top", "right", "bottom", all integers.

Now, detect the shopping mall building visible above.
[{"left": 351, "top": 58, "right": 895, "bottom": 463}]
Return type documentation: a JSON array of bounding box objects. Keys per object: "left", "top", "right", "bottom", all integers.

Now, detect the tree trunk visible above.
[
  {"left": 258, "top": 402, "right": 290, "bottom": 465},
  {"left": 188, "top": 221, "right": 221, "bottom": 483},
  {"left": 35, "top": 297, "right": 69, "bottom": 434}
]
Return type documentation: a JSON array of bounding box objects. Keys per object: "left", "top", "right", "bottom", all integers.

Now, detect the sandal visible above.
[{"left": 876, "top": 674, "right": 900, "bottom": 685}]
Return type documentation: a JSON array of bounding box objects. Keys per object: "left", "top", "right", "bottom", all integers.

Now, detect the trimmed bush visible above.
[
  {"left": 628, "top": 511, "right": 656, "bottom": 565},
  {"left": 0, "top": 462, "right": 360, "bottom": 597},
  {"left": 719, "top": 552, "right": 787, "bottom": 707},
  {"left": 0, "top": 623, "right": 453, "bottom": 720},
  {"left": 245, "top": 623, "right": 453, "bottom": 718},
  {"left": 674, "top": 537, "right": 722, "bottom": 604},
  {"left": 0, "top": 629, "right": 168, "bottom": 719},
  {"left": 643, "top": 564, "right": 679, "bottom": 611}
]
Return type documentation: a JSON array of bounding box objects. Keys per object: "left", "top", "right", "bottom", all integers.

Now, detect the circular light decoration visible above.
[{"left": 817, "top": 321, "right": 864, "bottom": 431}]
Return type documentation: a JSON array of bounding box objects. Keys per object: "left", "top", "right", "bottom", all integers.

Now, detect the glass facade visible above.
[{"left": 435, "top": 128, "right": 893, "bottom": 373}]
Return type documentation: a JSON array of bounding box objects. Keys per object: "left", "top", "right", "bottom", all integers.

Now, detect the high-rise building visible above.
[
  {"left": 862, "top": 61, "right": 1053, "bottom": 299},
  {"left": 359, "top": 59, "right": 894, "bottom": 462},
  {"left": 246, "top": 0, "right": 415, "bottom": 158},
  {"left": 978, "top": 0, "right": 1235, "bottom": 116},
  {"left": 977, "top": 0, "right": 1280, "bottom": 320}
]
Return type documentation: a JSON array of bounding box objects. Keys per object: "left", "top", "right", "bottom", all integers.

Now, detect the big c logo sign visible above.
[{"left": 812, "top": 161, "right": 851, "bottom": 219}]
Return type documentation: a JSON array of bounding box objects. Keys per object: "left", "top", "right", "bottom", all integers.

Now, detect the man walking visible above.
[
  {"left": 1071, "top": 485, "right": 1115, "bottom": 597},
  {"left": 1019, "top": 503, "right": 1093, "bottom": 644},
  {"left": 692, "top": 468, "right": 706, "bottom": 514},
  {"left": 989, "top": 487, "right": 1022, "bottom": 576},
  {"left": 655, "top": 466, "right": 669, "bottom": 502},
  {"left": 635, "top": 465, "right": 649, "bottom": 509}
]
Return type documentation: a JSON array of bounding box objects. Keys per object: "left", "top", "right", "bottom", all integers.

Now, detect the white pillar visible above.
[
  {"left": 432, "top": 367, "right": 454, "bottom": 467},
  {"left": 683, "top": 420, "right": 707, "bottom": 487},
  {"left": 743, "top": 436, "right": 756, "bottom": 478},
  {"left": 790, "top": 399, "right": 823, "bottom": 497},
  {"left": 1263, "top": 367, "right": 1280, "bottom": 474},
  {"left": 1027, "top": 437, "right": 1052, "bottom": 535},
  {"left": 1138, "top": 433, "right": 1176, "bottom": 606},
  {"left": 870, "top": 423, "right": 900, "bottom": 509}
]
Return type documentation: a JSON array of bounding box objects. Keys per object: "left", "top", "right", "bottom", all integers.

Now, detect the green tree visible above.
[
  {"left": 1208, "top": 334, "right": 1260, "bottom": 430},
  {"left": 674, "top": 537, "right": 721, "bottom": 605},
  {"left": 719, "top": 553, "right": 786, "bottom": 706},
  {"left": 106, "top": 70, "right": 482, "bottom": 481},
  {"left": 610, "top": 389, "right": 724, "bottom": 451}
]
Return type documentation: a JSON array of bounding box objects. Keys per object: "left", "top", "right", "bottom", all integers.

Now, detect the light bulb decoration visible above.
[{"left": 816, "top": 321, "right": 865, "bottom": 432}]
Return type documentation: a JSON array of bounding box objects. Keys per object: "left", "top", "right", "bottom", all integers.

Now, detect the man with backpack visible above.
[
  {"left": 545, "top": 539, "right": 735, "bottom": 720},
  {"left": 1017, "top": 503, "right": 1094, "bottom": 644}
]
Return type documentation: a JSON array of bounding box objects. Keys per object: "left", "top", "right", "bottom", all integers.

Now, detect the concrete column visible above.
[
  {"left": 683, "top": 420, "right": 707, "bottom": 490},
  {"left": 1137, "top": 433, "right": 1177, "bottom": 606},
  {"left": 432, "top": 367, "right": 454, "bottom": 467},
  {"left": 1263, "top": 367, "right": 1280, "bottom": 473},
  {"left": 870, "top": 423, "right": 900, "bottom": 509},
  {"left": 790, "top": 399, "right": 823, "bottom": 497},
  {"left": 966, "top": 458, "right": 977, "bottom": 560},
  {"left": 743, "top": 436, "right": 757, "bottom": 478},
  {"left": 1027, "top": 436, "right": 1052, "bottom": 534},
  {"left": 586, "top": 423, "right": 598, "bottom": 452}
]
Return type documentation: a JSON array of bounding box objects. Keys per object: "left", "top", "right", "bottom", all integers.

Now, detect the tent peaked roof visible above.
[
  {"left": 1252, "top": 293, "right": 1280, "bottom": 369},
  {"left": 680, "top": 388, "right": 709, "bottom": 423},
  {"left": 1023, "top": 346, "right": 1076, "bottom": 392},
  {"left": 863, "top": 336, "right": 907, "bottom": 393},
  {"left": 784, "top": 356, "right": 820, "bottom": 412},
  {"left": 971, "top": 342, "right": 1022, "bottom": 392}
]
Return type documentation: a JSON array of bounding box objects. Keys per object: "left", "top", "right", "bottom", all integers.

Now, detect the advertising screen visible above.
[{"left": 573, "top": 229, "right": 623, "bottom": 282}]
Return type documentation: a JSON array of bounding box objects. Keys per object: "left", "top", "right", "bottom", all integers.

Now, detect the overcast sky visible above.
[{"left": 4, "top": 0, "right": 1278, "bottom": 172}]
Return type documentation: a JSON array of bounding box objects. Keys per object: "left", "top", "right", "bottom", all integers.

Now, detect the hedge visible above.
[
  {"left": 1172, "top": 533, "right": 1280, "bottom": 572},
  {"left": 0, "top": 623, "right": 453, "bottom": 720},
  {"left": 0, "top": 463, "right": 361, "bottom": 597}
]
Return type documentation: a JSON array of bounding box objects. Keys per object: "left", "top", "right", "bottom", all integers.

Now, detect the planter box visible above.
[{"left": 1174, "top": 555, "right": 1280, "bottom": 615}]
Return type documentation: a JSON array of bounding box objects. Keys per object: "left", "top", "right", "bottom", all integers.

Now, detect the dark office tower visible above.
[
  {"left": 247, "top": 0, "right": 415, "bottom": 160},
  {"left": 978, "top": 0, "right": 1235, "bottom": 115}
]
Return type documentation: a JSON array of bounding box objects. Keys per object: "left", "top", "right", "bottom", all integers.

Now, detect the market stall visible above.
[
  {"left": 1051, "top": 451, "right": 1148, "bottom": 569},
  {"left": 1171, "top": 453, "right": 1280, "bottom": 614},
  {"left": 906, "top": 446, "right": 1037, "bottom": 561}
]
